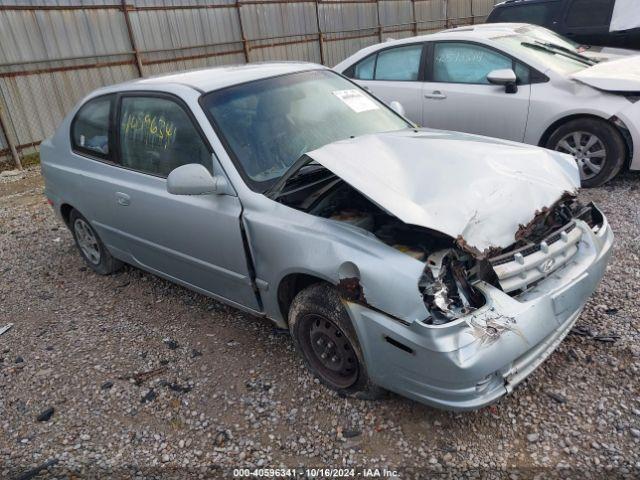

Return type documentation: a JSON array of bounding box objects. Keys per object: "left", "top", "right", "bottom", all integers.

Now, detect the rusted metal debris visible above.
[
  {"left": 337, "top": 277, "right": 367, "bottom": 304},
  {"left": 0, "top": 323, "right": 13, "bottom": 336}
]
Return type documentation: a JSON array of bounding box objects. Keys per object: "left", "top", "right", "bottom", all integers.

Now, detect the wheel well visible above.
[
  {"left": 60, "top": 203, "right": 74, "bottom": 226},
  {"left": 539, "top": 113, "right": 631, "bottom": 168},
  {"left": 277, "top": 273, "right": 331, "bottom": 323},
  {"left": 539, "top": 113, "right": 628, "bottom": 149}
]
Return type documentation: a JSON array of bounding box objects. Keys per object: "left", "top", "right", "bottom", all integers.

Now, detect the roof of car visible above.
[
  {"left": 110, "top": 62, "right": 325, "bottom": 93},
  {"left": 337, "top": 26, "right": 519, "bottom": 57}
]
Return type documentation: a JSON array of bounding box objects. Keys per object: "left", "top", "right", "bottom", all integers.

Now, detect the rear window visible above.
[
  {"left": 489, "top": 3, "right": 560, "bottom": 26},
  {"left": 71, "top": 96, "right": 112, "bottom": 158}
]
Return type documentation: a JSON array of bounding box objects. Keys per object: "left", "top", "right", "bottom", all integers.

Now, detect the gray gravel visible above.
[{"left": 1, "top": 167, "right": 639, "bottom": 478}]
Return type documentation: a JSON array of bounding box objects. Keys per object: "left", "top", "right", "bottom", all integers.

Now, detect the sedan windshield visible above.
[
  {"left": 494, "top": 34, "right": 591, "bottom": 75},
  {"left": 513, "top": 25, "right": 582, "bottom": 52},
  {"left": 202, "top": 69, "right": 410, "bottom": 192}
]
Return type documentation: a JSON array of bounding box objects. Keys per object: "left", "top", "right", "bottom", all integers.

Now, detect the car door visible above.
[
  {"left": 561, "top": 0, "right": 616, "bottom": 46},
  {"left": 106, "top": 92, "right": 260, "bottom": 310},
  {"left": 420, "top": 41, "right": 532, "bottom": 142},
  {"left": 346, "top": 43, "right": 425, "bottom": 125}
]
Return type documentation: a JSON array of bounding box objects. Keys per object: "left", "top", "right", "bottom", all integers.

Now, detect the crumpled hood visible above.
[
  {"left": 571, "top": 55, "right": 640, "bottom": 91},
  {"left": 306, "top": 129, "right": 580, "bottom": 254}
]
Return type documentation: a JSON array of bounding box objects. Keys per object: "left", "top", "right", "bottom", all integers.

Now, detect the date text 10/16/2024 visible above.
[{"left": 233, "top": 468, "right": 400, "bottom": 478}]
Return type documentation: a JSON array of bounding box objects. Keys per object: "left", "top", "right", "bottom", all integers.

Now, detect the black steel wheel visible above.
[
  {"left": 288, "top": 283, "right": 384, "bottom": 399},
  {"left": 299, "top": 313, "right": 359, "bottom": 389}
]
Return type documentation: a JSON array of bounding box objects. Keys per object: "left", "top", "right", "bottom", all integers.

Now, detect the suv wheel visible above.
[
  {"left": 547, "top": 118, "right": 625, "bottom": 188},
  {"left": 288, "top": 283, "right": 384, "bottom": 400},
  {"left": 69, "top": 209, "right": 122, "bottom": 275}
]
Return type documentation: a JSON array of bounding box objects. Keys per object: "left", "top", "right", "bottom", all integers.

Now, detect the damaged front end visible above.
[
  {"left": 266, "top": 131, "right": 613, "bottom": 409},
  {"left": 272, "top": 155, "right": 601, "bottom": 329},
  {"left": 419, "top": 249, "right": 485, "bottom": 325}
]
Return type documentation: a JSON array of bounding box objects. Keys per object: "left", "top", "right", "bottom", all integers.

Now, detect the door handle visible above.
[
  {"left": 424, "top": 91, "right": 447, "bottom": 100},
  {"left": 362, "top": 85, "right": 371, "bottom": 91},
  {"left": 115, "top": 192, "right": 130, "bottom": 206}
]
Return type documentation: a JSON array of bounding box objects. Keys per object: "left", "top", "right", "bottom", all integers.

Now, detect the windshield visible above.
[
  {"left": 513, "top": 25, "right": 581, "bottom": 51},
  {"left": 202, "top": 69, "right": 410, "bottom": 192},
  {"left": 493, "top": 34, "right": 590, "bottom": 74}
]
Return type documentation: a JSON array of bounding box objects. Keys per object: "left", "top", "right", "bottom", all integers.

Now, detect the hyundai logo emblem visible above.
[{"left": 541, "top": 258, "right": 556, "bottom": 273}]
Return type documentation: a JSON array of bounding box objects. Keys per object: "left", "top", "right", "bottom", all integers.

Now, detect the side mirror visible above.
[
  {"left": 389, "top": 101, "right": 406, "bottom": 117},
  {"left": 167, "top": 164, "right": 217, "bottom": 195},
  {"left": 487, "top": 69, "right": 518, "bottom": 93}
]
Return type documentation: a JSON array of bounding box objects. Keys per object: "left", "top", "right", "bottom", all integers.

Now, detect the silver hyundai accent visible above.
[{"left": 41, "top": 63, "right": 613, "bottom": 410}]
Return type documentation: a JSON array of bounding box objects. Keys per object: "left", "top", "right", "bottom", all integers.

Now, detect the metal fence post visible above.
[
  {"left": 411, "top": 0, "right": 418, "bottom": 36},
  {"left": 376, "top": 0, "right": 382, "bottom": 42},
  {"left": 121, "top": 1, "right": 144, "bottom": 76},
  {"left": 0, "top": 104, "right": 22, "bottom": 170},
  {"left": 470, "top": 0, "right": 475, "bottom": 24},
  {"left": 236, "top": 2, "right": 250, "bottom": 63},
  {"left": 315, "top": 0, "right": 325, "bottom": 65},
  {"left": 444, "top": 0, "right": 449, "bottom": 29}
]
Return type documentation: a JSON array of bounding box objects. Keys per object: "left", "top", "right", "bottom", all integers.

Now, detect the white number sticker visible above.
[{"left": 332, "top": 89, "right": 379, "bottom": 113}]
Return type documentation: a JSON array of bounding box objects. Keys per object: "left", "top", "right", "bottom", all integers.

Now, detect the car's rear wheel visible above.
[
  {"left": 288, "top": 283, "right": 384, "bottom": 399},
  {"left": 547, "top": 118, "right": 625, "bottom": 188},
  {"left": 69, "top": 209, "right": 122, "bottom": 275}
]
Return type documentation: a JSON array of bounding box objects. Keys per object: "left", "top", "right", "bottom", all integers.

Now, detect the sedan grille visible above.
[{"left": 489, "top": 222, "right": 582, "bottom": 294}]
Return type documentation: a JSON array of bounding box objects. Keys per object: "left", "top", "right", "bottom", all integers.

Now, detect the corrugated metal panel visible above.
[
  {"left": 416, "top": 0, "right": 447, "bottom": 33},
  {"left": 0, "top": 63, "right": 138, "bottom": 147},
  {"left": 0, "top": 0, "right": 497, "bottom": 165}
]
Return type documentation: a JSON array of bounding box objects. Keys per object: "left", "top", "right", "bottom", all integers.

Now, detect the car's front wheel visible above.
[
  {"left": 69, "top": 209, "right": 122, "bottom": 275},
  {"left": 288, "top": 283, "right": 383, "bottom": 400},
  {"left": 547, "top": 118, "right": 626, "bottom": 188}
]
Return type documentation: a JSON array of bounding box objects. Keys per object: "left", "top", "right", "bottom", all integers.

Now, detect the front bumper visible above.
[{"left": 347, "top": 219, "right": 614, "bottom": 411}]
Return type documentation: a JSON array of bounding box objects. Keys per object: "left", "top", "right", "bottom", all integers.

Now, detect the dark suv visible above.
[{"left": 487, "top": 0, "right": 640, "bottom": 49}]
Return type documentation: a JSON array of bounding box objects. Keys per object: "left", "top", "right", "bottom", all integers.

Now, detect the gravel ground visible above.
[{"left": 1, "top": 167, "right": 639, "bottom": 479}]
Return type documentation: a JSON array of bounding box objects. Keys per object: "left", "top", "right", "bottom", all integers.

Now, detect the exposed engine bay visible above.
[{"left": 274, "top": 164, "right": 602, "bottom": 325}]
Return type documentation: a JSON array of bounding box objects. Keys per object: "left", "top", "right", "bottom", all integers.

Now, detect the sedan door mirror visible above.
[
  {"left": 167, "top": 163, "right": 217, "bottom": 195},
  {"left": 389, "top": 101, "right": 406, "bottom": 117},
  {"left": 487, "top": 69, "right": 518, "bottom": 93}
]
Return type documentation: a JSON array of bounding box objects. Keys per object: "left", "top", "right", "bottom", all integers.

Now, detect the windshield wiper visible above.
[
  {"left": 521, "top": 41, "right": 596, "bottom": 66},
  {"left": 537, "top": 41, "right": 598, "bottom": 64}
]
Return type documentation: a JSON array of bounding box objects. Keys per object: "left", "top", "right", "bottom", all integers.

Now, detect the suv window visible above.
[
  {"left": 489, "top": 3, "right": 560, "bottom": 26},
  {"left": 374, "top": 44, "right": 423, "bottom": 81},
  {"left": 433, "top": 42, "right": 513, "bottom": 84},
  {"left": 565, "top": 0, "right": 613, "bottom": 27},
  {"left": 118, "top": 96, "right": 211, "bottom": 177},
  {"left": 72, "top": 96, "right": 112, "bottom": 158}
]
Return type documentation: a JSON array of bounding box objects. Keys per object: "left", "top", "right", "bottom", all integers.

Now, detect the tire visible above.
[
  {"left": 69, "top": 209, "right": 122, "bottom": 275},
  {"left": 288, "top": 283, "right": 384, "bottom": 400},
  {"left": 546, "top": 118, "right": 626, "bottom": 188}
]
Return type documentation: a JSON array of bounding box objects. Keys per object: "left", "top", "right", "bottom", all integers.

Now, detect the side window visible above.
[
  {"left": 72, "top": 96, "right": 112, "bottom": 158},
  {"left": 118, "top": 96, "right": 211, "bottom": 177},
  {"left": 433, "top": 43, "right": 512, "bottom": 84},
  {"left": 374, "top": 44, "right": 423, "bottom": 81},
  {"left": 353, "top": 54, "right": 375, "bottom": 80},
  {"left": 566, "top": 0, "right": 613, "bottom": 27}
]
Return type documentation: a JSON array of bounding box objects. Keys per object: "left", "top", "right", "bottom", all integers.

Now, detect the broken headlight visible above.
[{"left": 420, "top": 249, "right": 485, "bottom": 325}]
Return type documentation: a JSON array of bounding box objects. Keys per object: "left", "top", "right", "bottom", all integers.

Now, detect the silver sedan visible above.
[{"left": 41, "top": 63, "right": 613, "bottom": 410}]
